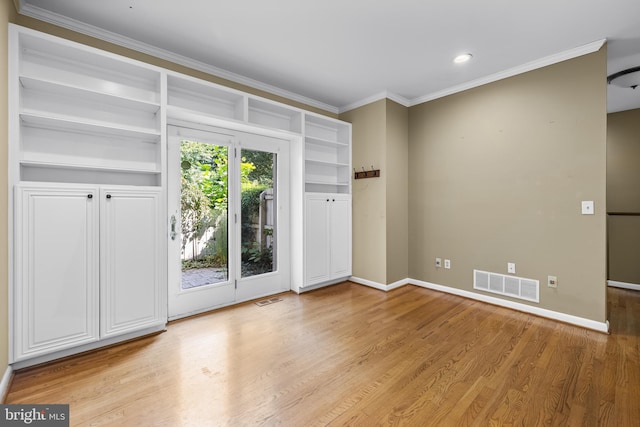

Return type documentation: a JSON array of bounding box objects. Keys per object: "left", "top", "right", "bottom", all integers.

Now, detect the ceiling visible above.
[{"left": 18, "top": 0, "right": 640, "bottom": 114}]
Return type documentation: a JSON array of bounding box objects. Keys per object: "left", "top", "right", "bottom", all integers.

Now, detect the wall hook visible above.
[{"left": 354, "top": 165, "right": 381, "bottom": 179}]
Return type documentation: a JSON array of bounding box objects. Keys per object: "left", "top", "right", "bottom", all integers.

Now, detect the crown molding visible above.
[
  {"left": 17, "top": 2, "right": 340, "bottom": 115},
  {"left": 409, "top": 39, "right": 607, "bottom": 107},
  {"left": 339, "top": 91, "right": 410, "bottom": 114},
  {"left": 16, "top": 2, "right": 606, "bottom": 116},
  {"left": 339, "top": 39, "right": 606, "bottom": 113}
]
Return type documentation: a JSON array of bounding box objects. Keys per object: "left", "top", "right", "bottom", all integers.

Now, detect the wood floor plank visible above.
[{"left": 5, "top": 282, "right": 640, "bottom": 426}]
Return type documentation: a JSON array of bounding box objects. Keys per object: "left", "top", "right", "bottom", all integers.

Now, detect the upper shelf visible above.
[
  {"left": 20, "top": 111, "right": 161, "bottom": 142},
  {"left": 167, "top": 74, "right": 245, "bottom": 121},
  {"left": 19, "top": 76, "right": 161, "bottom": 114},
  {"left": 248, "top": 98, "right": 302, "bottom": 134},
  {"left": 19, "top": 31, "right": 161, "bottom": 104}
]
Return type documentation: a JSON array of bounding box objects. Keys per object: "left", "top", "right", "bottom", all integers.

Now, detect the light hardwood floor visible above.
[{"left": 5, "top": 283, "right": 640, "bottom": 426}]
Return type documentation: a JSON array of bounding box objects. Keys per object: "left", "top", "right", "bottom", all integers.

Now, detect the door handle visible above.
[{"left": 170, "top": 214, "right": 177, "bottom": 240}]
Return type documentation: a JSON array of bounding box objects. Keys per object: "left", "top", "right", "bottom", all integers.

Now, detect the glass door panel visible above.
[
  {"left": 180, "top": 141, "right": 229, "bottom": 288},
  {"left": 168, "top": 126, "right": 291, "bottom": 318},
  {"left": 234, "top": 132, "right": 290, "bottom": 303},
  {"left": 168, "top": 126, "right": 235, "bottom": 320},
  {"left": 240, "top": 149, "right": 277, "bottom": 278}
]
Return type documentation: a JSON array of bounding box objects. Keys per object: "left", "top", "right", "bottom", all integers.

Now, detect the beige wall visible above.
[
  {"left": 385, "top": 100, "right": 409, "bottom": 283},
  {"left": 340, "top": 99, "right": 409, "bottom": 285},
  {"left": 1, "top": 0, "right": 17, "bottom": 391},
  {"left": 408, "top": 48, "right": 608, "bottom": 322},
  {"left": 340, "top": 100, "right": 388, "bottom": 284},
  {"left": 607, "top": 108, "right": 640, "bottom": 283},
  {"left": 608, "top": 216, "right": 640, "bottom": 284},
  {"left": 607, "top": 109, "right": 640, "bottom": 212}
]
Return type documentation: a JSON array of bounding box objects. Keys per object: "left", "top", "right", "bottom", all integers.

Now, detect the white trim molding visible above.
[
  {"left": 17, "top": 2, "right": 605, "bottom": 117},
  {"left": 339, "top": 91, "right": 411, "bottom": 114},
  {"left": 349, "top": 276, "right": 609, "bottom": 333},
  {"left": 349, "top": 276, "right": 410, "bottom": 292},
  {"left": 608, "top": 280, "right": 640, "bottom": 291},
  {"left": 409, "top": 39, "right": 606, "bottom": 107},
  {"left": 17, "top": 2, "right": 339, "bottom": 115},
  {"left": 410, "top": 279, "right": 609, "bottom": 333},
  {"left": 1, "top": 366, "right": 13, "bottom": 402}
]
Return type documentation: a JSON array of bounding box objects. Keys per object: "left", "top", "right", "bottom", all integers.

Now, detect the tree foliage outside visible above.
[{"left": 180, "top": 141, "right": 275, "bottom": 276}]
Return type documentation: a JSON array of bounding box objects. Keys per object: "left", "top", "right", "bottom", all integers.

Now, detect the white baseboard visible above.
[
  {"left": 411, "top": 279, "right": 609, "bottom": 333},
  {"left": 349, "top": 276, "right": 410, "bottom": 292},
  {"left": 349, "top": 276, "right": 609, "bottom": 333},
  {"left": 608, "top": 280, "right": 640, "bottom": 291},
  {"left": 1, "top": 365, "right": 13, "bottom": 403}
]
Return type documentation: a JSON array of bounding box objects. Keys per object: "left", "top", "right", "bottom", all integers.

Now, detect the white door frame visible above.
[
  {"left": 167, "top": 123, "right": 291, "bottom": 320},
  {"left": 167, "top": 125, "right": 237, "bottom": 319},
  {"left": 235, "top": 132, "right": 290, "bottom": 303}
]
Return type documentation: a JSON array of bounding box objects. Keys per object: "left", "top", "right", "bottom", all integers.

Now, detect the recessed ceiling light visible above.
[{"left": 454, "top": 53, "right": 473, "bottom": 64}]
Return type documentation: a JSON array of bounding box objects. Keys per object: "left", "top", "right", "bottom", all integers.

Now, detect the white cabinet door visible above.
[
  {"left": 14, "top": 185, "right": 100, "bottom": 361},
  {"left": 304, "top": 193, "right": 352, "bottom": 286},
  {"left": 100, "top": 188, "right": 165, "bottom": 338},
  {"left": 304, "top": 194, "right": 331, "bottom": 285},
  {"left": 329, "top": 195, "right": 352, "bottom": 278}
]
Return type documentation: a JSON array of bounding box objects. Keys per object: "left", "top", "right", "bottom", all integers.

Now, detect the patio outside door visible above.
[{"left": 167, "top": 125, "right": 290, "bottom": 319}]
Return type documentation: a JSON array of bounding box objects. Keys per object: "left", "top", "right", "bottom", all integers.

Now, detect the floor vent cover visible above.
[
  {"left": 473, "top": 269, "right": 539, "bottom": 303},
  {"left": 255, "top": 297, "right": 283, "bottom": 307}
]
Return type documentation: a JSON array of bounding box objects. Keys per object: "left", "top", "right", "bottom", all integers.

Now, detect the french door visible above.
[{"left": 167, "top": 125, "right": 290, "bottom": 319}]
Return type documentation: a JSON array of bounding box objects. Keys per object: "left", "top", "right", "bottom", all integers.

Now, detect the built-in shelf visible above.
[
  {"left": 305, "top": 159, "right": 350, "bottom": 167},
  {"left": 19, "top": 32, "right": 160, "bottom": 104},
  {"left": 19, "top": 164, "right": 161, "bottom": 186},
  {"left": 304, "top": 179, "right": 350, "bottom": 186},
  {"left": 12, "top": 26, "right": 164, "bottom": 188},
  {"left": 19, "top": 160, "right": 161, "bottom": 175},
  {"left": 305, "top": 135, "right": 349, "bottom": 148},
  {"left": 167, "top": 74, "right": 245, "bottom": 121},
  {"left": 248, "top": 98, "right": 302, "bottom": 134},
  {"left": 303, "top": 113, "right": 351, "bottom": 195},
  {"left": 20, "top": 112, "right": 161, "bottom": 142},
  {"left": 20, "top": 76, "right": 160, "bottom": 114}
]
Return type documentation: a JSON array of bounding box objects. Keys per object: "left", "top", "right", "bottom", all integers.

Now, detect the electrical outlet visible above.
[
  {"left": 444, "top": 259, "right": 451, "bottom": 269},
  {"left": 435, "top": 258, "right": 442, "bottom": 268},
  {"left": 548, "top": 275, "right": 558, "bottom": 288},
  {"left": 507, "top": 262, "right": 516, "bottom": 274}
]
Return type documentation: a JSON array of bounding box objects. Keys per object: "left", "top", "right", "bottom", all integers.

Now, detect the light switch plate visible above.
[{"left": 581, "top": 201, "right": 594, "bottom": 215}]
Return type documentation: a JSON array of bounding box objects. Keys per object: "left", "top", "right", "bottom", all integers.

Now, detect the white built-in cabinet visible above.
[
  {"left": 14, "top": 185, "right": 163, "bottom": 361},
  {"left": 99, "top": 188, "right": 163, "bottom": 338},
  {"left": 9, "top": 25, "right": 166, "bottom": 366},
  {"left": 9, "top": 24, "right": 352, "bottom": 365},
  {"left": 14, "top": 186, "right": 100, "bottom": 360},
  {"left": 301, "top": 114, "right": 352, "bottom": 288},
  {"left": 304, "top": 193, "right": 352, "bottom": 286}
]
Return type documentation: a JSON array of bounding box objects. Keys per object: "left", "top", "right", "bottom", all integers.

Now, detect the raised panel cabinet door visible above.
[
  {"left": 329, "top": 195, "right": 352, "bottom": 278},
  {"left": 304, "top": 194, "right": 331, "bottom": 285},
  {"left": 100, "top": 188, "right": 165, "bottom": 338},
  {"left": 14, "top": 185, "right": 100, "bottom": 361}
]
